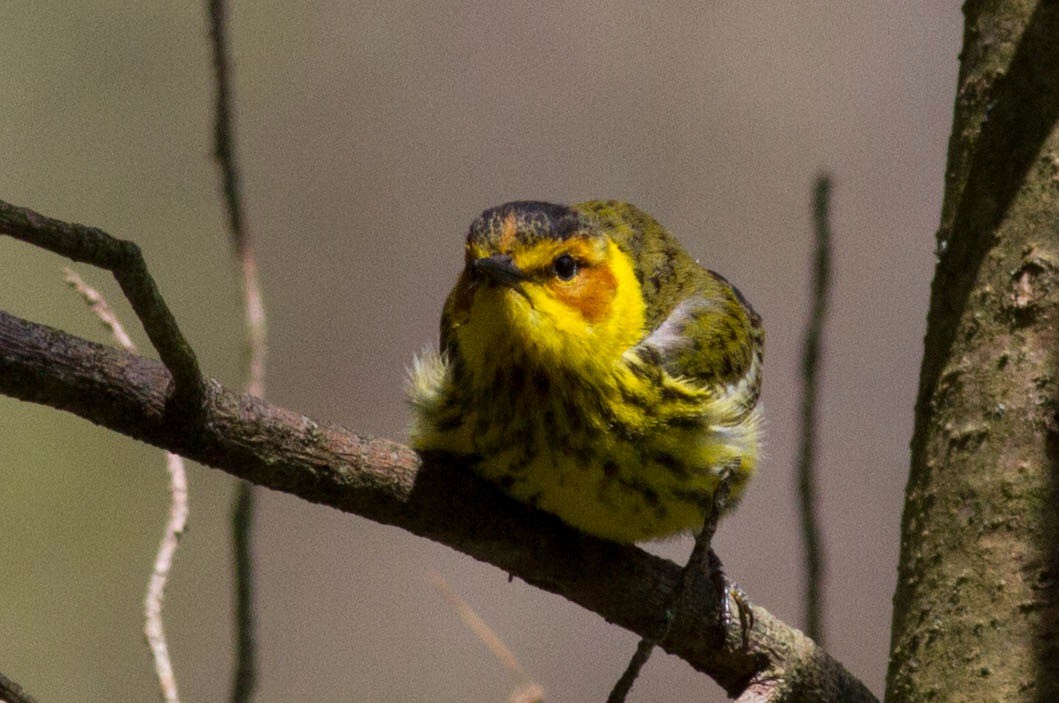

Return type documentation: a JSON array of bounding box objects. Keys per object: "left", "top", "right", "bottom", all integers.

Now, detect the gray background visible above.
[{"left": 0, "top": 2, "right": 959, "bottom": 700}]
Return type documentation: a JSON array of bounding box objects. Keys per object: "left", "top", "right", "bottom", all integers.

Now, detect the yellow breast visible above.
[{"left": 408, "top": 200, "right": 761, "bottom": 543}]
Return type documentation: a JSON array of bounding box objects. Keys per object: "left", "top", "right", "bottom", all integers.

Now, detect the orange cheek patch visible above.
[{"left": 550, "top": 264, "right": 617, "bottom": 324}]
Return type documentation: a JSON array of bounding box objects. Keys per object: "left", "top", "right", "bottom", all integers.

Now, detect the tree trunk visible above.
[{"left": 888, "top": 1, "right": 1059, "bottom": 700}]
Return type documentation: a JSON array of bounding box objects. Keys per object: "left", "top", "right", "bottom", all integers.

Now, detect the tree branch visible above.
[
  {"left": 63, "top": 269, "right": 187, "bottom": 702},
  {"left": 0, "top": 306, "right": 875, "bottom": 702},
  {"left": 0, "top": 671, "right": 38, "bottom": 703},
  {"left": 1, "top": 193, "right": 876, "bottom": 700},
  {"left": 890, "top": 1, "right": 1059, "bottom": 699},
  {"left": 0, "top": 201, "right": 203, "bottom": 411}
]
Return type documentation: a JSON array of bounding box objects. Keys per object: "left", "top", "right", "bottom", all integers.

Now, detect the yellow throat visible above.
[{"left": 409, "top": 200, "right": 763, "bottom": 543}]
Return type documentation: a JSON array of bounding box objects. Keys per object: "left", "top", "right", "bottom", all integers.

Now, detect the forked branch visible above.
[
  {"left": 0, "top": 199, "right": 876, "bottom": 702},
  {"left": 0, "top": 200, "right": 203, "bottom": 411}
]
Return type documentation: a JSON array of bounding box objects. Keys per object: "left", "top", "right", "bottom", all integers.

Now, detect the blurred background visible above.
[{"left": 0, "top": 2, "right": 960, "bottom": 701}]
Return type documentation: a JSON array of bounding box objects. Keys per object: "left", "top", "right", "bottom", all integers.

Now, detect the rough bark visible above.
[
  {"left": 888, "top": 1, "right": 1059, "bottom": 700},
  {"left": 0, "top": 308, "right": 875, "bottom": 702}
]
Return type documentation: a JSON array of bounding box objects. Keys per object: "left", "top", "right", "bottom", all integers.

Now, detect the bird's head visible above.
[{"left": 448, "top": 201, "right": 646, "bottom": 369}]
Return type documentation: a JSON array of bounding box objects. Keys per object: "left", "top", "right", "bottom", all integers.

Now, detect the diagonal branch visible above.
[
  {"left": 64, "top": 269, "right": 188, "bottom": 702},
  {"left": 0, "top": 200, "right": 203, "bottom": 411},
  {"left": 0, "top": 671, "right": 38, "bottom": 703},
  {"left": 0, "top": 308, "right": 876, "bottom": 703},
  {"left": 1, "top": 198, "right": 876, "bottom": 701}
]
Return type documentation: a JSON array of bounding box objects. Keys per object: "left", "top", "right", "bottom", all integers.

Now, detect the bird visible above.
[{"left": 408, "top": 200, "right": 762, "bottom": 544}]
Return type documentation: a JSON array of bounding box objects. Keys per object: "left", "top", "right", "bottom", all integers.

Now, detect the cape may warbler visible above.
[{"left": 409, "top": 201, "right": 762, "bottom": 543}]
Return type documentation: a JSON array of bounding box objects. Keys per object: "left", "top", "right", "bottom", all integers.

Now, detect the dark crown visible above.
[{"left": 468, "top": 201, "right": 590, "bottom": 250}]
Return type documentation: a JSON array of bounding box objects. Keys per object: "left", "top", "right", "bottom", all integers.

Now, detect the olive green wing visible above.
[
  {"left": 638, "top": 278, "right": 763, "bottom": 409},
  {"left": 574, "top": 200, "right": 763, "bottom": 400}
]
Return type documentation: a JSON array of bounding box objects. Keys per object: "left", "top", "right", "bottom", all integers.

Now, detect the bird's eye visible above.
[{"left": 553, "top": 254, "right": 578, "bottom": 281}]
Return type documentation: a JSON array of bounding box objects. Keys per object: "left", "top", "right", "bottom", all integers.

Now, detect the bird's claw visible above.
[{"left": 707, "top": 548, "right": 753, "bottom": 650}]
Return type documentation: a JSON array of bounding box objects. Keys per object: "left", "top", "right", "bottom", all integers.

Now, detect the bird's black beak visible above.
[{"left": 473, "top": 254, "right": 529, "bottom": 289}]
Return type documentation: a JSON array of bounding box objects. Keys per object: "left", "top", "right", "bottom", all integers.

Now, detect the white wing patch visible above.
[
  {"left": 633, "top": 294, "right": 763, "bottom": 424},
  {"left": 639, "top": 296, "right": 718, "bottom": 354}
]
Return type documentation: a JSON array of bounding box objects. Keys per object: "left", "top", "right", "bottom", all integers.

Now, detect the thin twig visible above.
[
  {"left": 0, "top": 306, "right": 879, "bottom": 703},
  {"left": 606, "top": 637, "right": 655, "bottom": 703},
  {"left": 796, "top": 174, "right": 832, "bottom": 645},
  {"left": 205, "top": 1, "right": 266, "bottom": 700},
  {"left": 607, "top": 477, "right": 736, "bottom": 701},
  {"left": 63, "top": 269, "right": 189, "bottom": 703},
  {"left": 0, "top": 671, "right": 39, "bottom": 703},
  {"left": 230, "top": 480, "right": 255, "bottom": 703},
  {"left": 0, "top": 202, "right": 204, "bottom": 410},
  {"left": 145, "top": 451, "right": 190, "bottom": 703},
  {"left": 429, "top": 572, "right": 543, "bottom": 702},
  {"left": 207, "top": 0, "right": 245, "bottom": 250},
  {"left": 63, "top": 268, "right": 136, "bottom": 350}
]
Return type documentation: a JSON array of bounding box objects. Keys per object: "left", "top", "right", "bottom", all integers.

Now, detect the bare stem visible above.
[
  {"left": 63, "top": 268, "right": 137, "bottom": 350},
  {"left": 0, "top": 671, "right": 39, "bottom": 703},
  {"left": 145, "top": 451, "right": 190, "bottom": 703},
  {"left": 605, "top": 637, "right": 656, "bottom": 703},
  {"left": 63, "top": 269, "right": 189, "bottom": 703},
  {"left": 0, "top": 192, "right": 875, "bottom": 701},
  {"left": 607, "top": 474, "right": 736, "bottom": 701},
  {"left": 205, "top": 1, "right": 266, "bottom": 700},
  {"left": 0, "top": 201, "right": 203, "bottom": 410},
  {"left": 207, "top": 0, "right": 245, "bottom": 249},
  {"left": 796, "top": 173, "right": 832, "bottom": 645},
  {"left": 430, "top": 572, "right": 542, "bottom": 701},
  {"left": 0, "top": 305, "right": 877, "bottom": 703}
]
